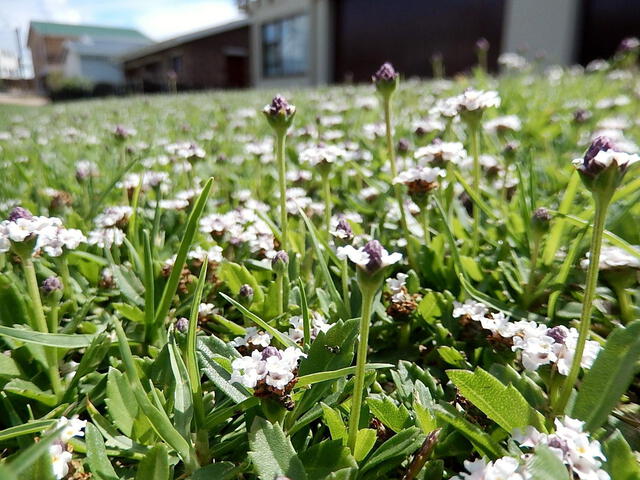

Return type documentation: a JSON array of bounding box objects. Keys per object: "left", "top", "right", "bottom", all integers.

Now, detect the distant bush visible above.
[{"left": 47, "top": 73, "right": 92, "bottom": 102}]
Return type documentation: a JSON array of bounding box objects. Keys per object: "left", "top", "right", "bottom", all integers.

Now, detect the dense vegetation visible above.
[{"left": 0, "top": 50, "right": 639, "bottom": 479}]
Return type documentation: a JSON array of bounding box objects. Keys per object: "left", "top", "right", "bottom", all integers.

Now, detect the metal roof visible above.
[
  {"left": 119, "top": 18, "right": 249, "bottom": 62},
  {"left": 29, "top": 21, "right": 150, "bottom": 41}
]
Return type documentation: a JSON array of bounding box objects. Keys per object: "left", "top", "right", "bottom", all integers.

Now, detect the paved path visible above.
[{"left": 0, "top": 92, "right": 49, "bottom": 106}]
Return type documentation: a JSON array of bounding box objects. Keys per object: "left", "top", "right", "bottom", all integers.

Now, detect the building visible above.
[
  {"left": 239, "top": 0, "right": 640, "bottom": 87},
  {"left": 27, "top": 21, "right": 151, "bottom": 91},
  {"left": 121, "top": 20, "right": 250, "bottom": 92},
  {"left": 0, "top": 50, "right": 20, "bottom": 80}
]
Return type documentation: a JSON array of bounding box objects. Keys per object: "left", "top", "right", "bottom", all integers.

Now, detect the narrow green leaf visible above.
[
  {"left": 143, "top": 230, "right": 155, "bottom": 327},
  {"left": 542, "top": 170, "right": 580, "bottom": 265},
  {"left": 603, "top": 430, "right": 640, "bottom": 480},
  {"left": 572, "top": 320, "right": 640, "bottom": 430},
  {"left": 0, "top": 419, "right": 56, "bottom": 442},
  {"left": 297, "top": 363, "right": 392, "bottom": 387},
  {"left": 155, "top": 178, "right": 213, "bottom": 326},
  {"left": 321, "top": 403, "right": 347, "bottom": 444},
  {"left": 353, "top": 428, "right": 377, "bottom": 462},
  {"left": 112, "top": 303, "right": 145, "bottom": 323},
  {"left": 0, "top": 325, "right": 97, "bottom": 348},
  {"left": 359, "top": 427, "right": 423, "bottom": 475}
]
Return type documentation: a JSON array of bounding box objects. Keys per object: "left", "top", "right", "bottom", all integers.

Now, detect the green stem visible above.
[
  {"left": 554, "top": 197, "right": 609, "bottom": 414},
  {"left": 322, "top": 172, "right": 332, "bottom": 241},
  {"left": 399, "top": 321, "right": 411, "bottom": 350},
  {"left": 613, "top": 284, "right": 634, "bottom": 324},
  {"left": 59, "top": 256, "right": 73, "bottom": 300},
  {"left": 341, "top": 258, "right": 352, "bottom": 318},
  {"left": 276, "top": 132, "right": 288, "bottom": 251},
  {"left": 348, "top": 287, "right": 375, "bottom": 453},
  {"left": 421, "top": 208, "right": 430, "bottom": 246},
  {"left": 383, "top": 95, "right": 409, "bottom": 238},
  {"left": 276, "top": 273, "right": 284, "bottom": 316},
  {"left": 23, "top": 259, "right": 63, "bottom": 398},
  {"left": 523, "top": 236, "right": 541, "bottom": 307},
  {"left": 470, "top": 124, "right": 481, "bottom": 255}
]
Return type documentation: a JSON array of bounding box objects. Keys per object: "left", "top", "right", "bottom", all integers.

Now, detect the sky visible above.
[{"left": 0, "top": 0, "right": 242, "bottom": 76}]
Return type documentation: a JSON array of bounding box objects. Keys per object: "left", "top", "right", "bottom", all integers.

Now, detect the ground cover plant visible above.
[{"left": 0, "top": 45, "right": 639, "bottom": 479}]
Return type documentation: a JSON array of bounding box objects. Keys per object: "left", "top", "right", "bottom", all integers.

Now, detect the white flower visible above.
[
  {"left": 230, "top": 346, "right": 306, "bottom": 391},
  {"left": 581, "top": 245, "right": 640, "bottom": 271},
  {"left": 393, "top": 166, "right": 445, "bottom": 185},
  {"left": 484, "top": 115, "right": 522, "bottom": 134},
  {"left": 298, "top": 145, "right": 347, "bottom": 167},
  {"left": 49, "top": 443, "right": 73, "bottom": 479},
  {"left": 414, "top": 141, "right": 467, "bottom": 165},
  {"left": 55, "top": 416, "right": 87, "bottom": 442},
  {"left": 230, "top": 327, "right": 272, "bottom": 349},
  {"left": 453, "top": 456, "right": 525, "bottom": 480},
  {"left": 88, "top": 228, "right": 125, "bottom": 248},
  {"left": 337, "top": 240, "right": 402, "bottom": 273},
  {"left": 198, "top": 303, "right": 217, "bottom": 317},
  {"left": 386, "top": 273, "right": 408, "bottom": 294},
  {"left": 454, "top": 89, "right": 501, "bottom": 113},
  {"left": 452, "top": 300, "right": 489, "bottom": 322}
]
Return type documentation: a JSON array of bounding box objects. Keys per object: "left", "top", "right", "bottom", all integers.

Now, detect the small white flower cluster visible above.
[
  {"left": 0, "top": 212, "right": 85, "bottom": 257},
  {"left": 484, "top": 115, "right": 522, "bottom": 134},
  {"left": 581, "top": 245, "right": 640, "bottom": 271},
  {"left": 386, "top": 272, "right": 409, "bottom": 303},
  {"left": 282, "top": 187, "right": 324, "bottom": 216},
  {"left": 49, "top": 416, "right": 87, "bottom": 479},
  {"left": 514, "top": 417, "right": 610, "bottom": 480},
  {"left": 75, "top": 160, "right": 99, "bottom": 180},
  {"left": 572, "top": 150, "right": 639, "bottom": 171},
  {"left": 198, "top": 303, "right": 219, "bottom": 318},
  {"left": 88, "top": 206, "right": 132, "bottom": 249},
  {"left": 287, "top": 312, "right": 332, "bottom": 343},
  {"left": 452, "top": 89, "right": 501, "bottom": 114},
  {"left": 453, "top": 456, "right": 525, "bottom": 480},
  {"left": 200, "top": 205, "right": 276, "bottom": 259},
  {"left": 117, "top": 171, "right": 171, "bottom": 193},
  {"left": 454, "top": 417, "right": 609, "bottom": 480},
  {"left": 163, "top": 245, "right": 224, "bottom": 269},
  {"left": 337, "top": 242, "right": 402, "bottom": 272},
  {"left": 414, "top": 141, "right": 467, "bottom": 166},
  {"left": 230, "top": 326, "right": 272, "bottom": 349},
  {"left": 165, "top": 141, "right": 206, "bottom": 160},
  {"left": 230, "top": 346, "right": 306, "bottom": 391},
  {"left": 393, "top": 166, "right": 445, "bottom": 185},
  {"left": 298, "top": 144, "right": 348, "bottom": 167},
  {"left": 453, "top": 300, "right": 601, "bottom": 374}
]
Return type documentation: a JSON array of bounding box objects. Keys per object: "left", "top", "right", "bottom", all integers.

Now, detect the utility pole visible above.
[{"left": 15, "top": 27, "right": 24, "bottom": 78}]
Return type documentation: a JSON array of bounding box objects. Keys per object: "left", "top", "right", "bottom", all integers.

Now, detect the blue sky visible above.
[{"left": 0, "top": 0, "right": 241, "bottom": 74}]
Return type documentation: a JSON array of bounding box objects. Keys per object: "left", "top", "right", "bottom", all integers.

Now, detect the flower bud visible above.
[
  {"left": 372, "top": 62, "right": 399, "bottom": 98},
  {"left": 331, "top": 216, "right": 354, "bottom": 244},
  {"left": 475, "top": 37, "right": 490, "bottom": 52},
  {"left": 239, "top": 283, "right": 254, "bottom": 304},
  {"left": 531, "top": 207, "right": 552, "bottom": 236},
  {"left": 263, "top": 95, "right": 296, "bottom": 134},
  {"left": 572, "top": 136, "right": 639, "bottom": 199},
  {"left": 41, "top": 276, "right": 63, "bottom": 295},
  {"left": 271, "top": 250, "right": 289, "bottom": 275},
  {"left": 175, "top": 317, "right": 189, "bottom": 333}
]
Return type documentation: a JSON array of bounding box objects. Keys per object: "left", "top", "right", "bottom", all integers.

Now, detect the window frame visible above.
[{"left": 261, "top": 13, "right": 309, "bottom": 79}]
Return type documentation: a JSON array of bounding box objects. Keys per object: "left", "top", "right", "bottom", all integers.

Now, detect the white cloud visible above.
[{"left": 134, "top": 1, "right": 242, "bottom": 41}]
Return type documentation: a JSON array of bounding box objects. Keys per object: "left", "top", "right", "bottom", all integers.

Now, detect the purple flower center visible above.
[
  {"left": 41, "top": 276, "right": 63, "bottom": 294},
  {"left": 362, "top": 240, "right": 384, "bottom": 272},
  {"left": 547, "top": 326, "right": 568, "bottom": 345},
  {"left": 267, "top": 95, "right": 293, "bottom": 116},
  {"left": 261, "top": 346, "right": 282, "bottom": 360},
  {"left": 583, "top": 136, "right": 616, "bottom": 167},
  {"left": 8, "top": 206, "right": 33, "bottom": 222}
]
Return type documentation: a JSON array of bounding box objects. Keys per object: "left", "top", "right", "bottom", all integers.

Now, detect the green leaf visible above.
[
  {"left": 154, "top": 177, "right": 213, "bottom": 326},
  {"left": 0, "top": 353, "right": 21, "bottom": 378},
  {"left": 542, "top": 170, "right": 580, "bottom": 266},
  {"left": 433, "top": 403, "right": 507, "bottom": 459},
  {"left": 297, "top": 363, "right": 393, "bottom": 387},
  {"left": 299, "top": 439, "right": 357, "bottom": 480},
  {"left": 603, "top": 430, "right": 640, "bottom": 480},
  {"left": 437, "top": 346, "right": 470, "bottom": 368},
  {"left": 135, "top": 444, "right": 169, "bottom": 480},
  {"left": 218, "top": 261, "right": 265, "bottom": 310},
  {"left": 112, "top": 303, "right": 145, "bottom": 323},
  {"left": 366, "top": 395, "right": 412, "bottom": 433},
  {"left": 248, "top": 417, "right": 307, "bottom": 480},
  {"left": 191, "top": 462, "right": 237, "bottom": 480},
  {"left": 526, "top": 445, "right": 570, "bottom": 480},
  {"left": 218, "top": 292, "right": 297, "bottom": 349},
  {"left": 360, "top": 427, "right": 423, "bottom": 476},
  {"left": 353, "top": 428, "right": 377, "bottom": 462},
  {"left": 4, "top": 379, "right": 57, "bottom": 406},
  {"left": 447, "top": 368, "right": 546, "bottom": 433},
  {"left": 106, "top": 368, "right": 140, "bottom": 438},
  {"left": 4, "top": 425, "right": 64, "bottom": 476},
  {"left": 167, "top": 332, "right": 193, "bottom": 441},
  {"left": 0, "top": 419, "right": 56, "bottom": 442},
  {"left": 572, "top": 320, "right": 640, "bottom": 430},
  {"left": 196, "top": 340, "right": 251, "bottom": 404},
  {"left": 298, "top": 318, "right": 359, "bottom": 376},
  {"left": 321, "top": 403, "right": 347, "bottom": 444},
  {"left": 85, "top": 423, "right": 119, "bottom": 480},
  {"left": 0, "top": 325, "right": 97, "bottom": 348}
]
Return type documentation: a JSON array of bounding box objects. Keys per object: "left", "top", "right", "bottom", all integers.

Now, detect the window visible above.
[
  {"left": 262, "top": 14, "right": 309, "bottom": 77},
  {"left": 171, "top": 55, "right": 183, "bottom": 74}
]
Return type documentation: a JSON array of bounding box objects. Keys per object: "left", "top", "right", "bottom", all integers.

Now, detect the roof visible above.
[
  {"left": 120, "top": 18, "right": 248, "bottom": 62},
  {"left": 29, "top": 21, "right": 150, "bottom": 41},
  {"left": 65, "top": 37, "right": 153, "bottom": 58}
]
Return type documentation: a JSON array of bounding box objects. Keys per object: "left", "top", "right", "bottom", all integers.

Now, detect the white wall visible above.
[
  {"left": 248, "top": 0, "right": 332, "bottom": 88},
  {"left": 502, "top": 0, "right": 581, "bottom": 65}
]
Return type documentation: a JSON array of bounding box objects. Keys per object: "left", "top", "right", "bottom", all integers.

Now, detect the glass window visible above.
[{"left": 262, "top": 14, "right": 309, "bottom": 77}]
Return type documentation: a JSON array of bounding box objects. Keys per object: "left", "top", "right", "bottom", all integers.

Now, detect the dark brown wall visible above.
[
  {"left": 578, "top": 0, "right": 640, "bottom": 64},
  {"left": 124, "top": 26, "right": 249, "bottom": 92},
  {"left": 332, "top": 0, "right": 506, "bottom": 83}
]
